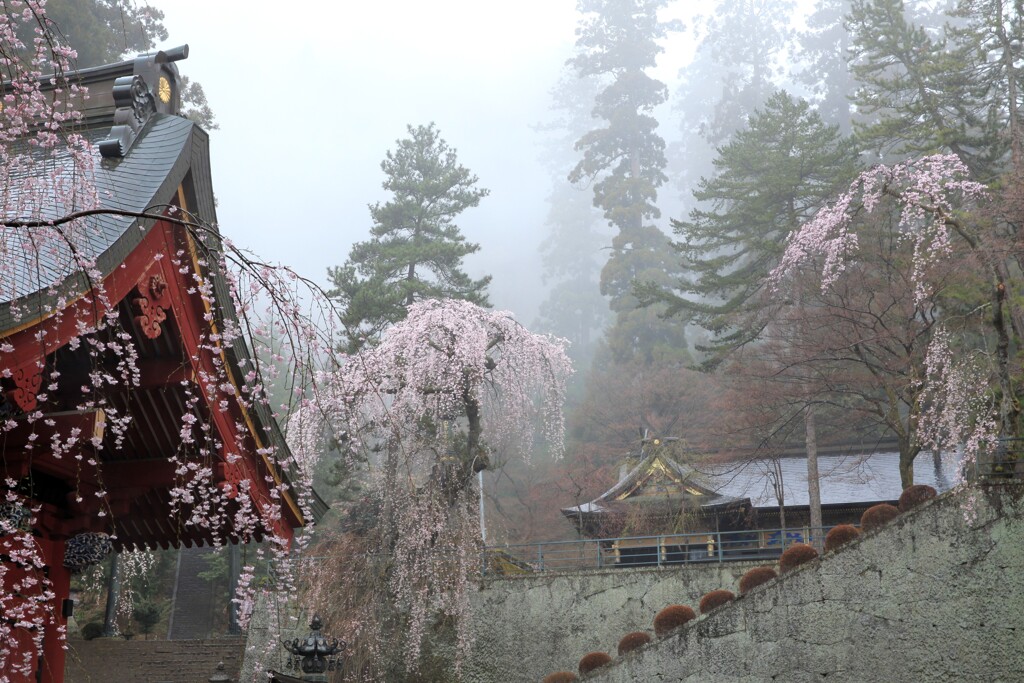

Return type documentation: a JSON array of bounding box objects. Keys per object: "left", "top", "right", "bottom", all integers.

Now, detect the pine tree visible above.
[
  {"left": 656, "top": 92, "right": 859, "bottom": 361},
  {"left": 568, "top": 0, "right": 687, "bottom": 363},
  {"left": 847, "top": 0, "right": 987, "bottom": 172},
  {"left": 329, "top": 123, "right": 491, "bottom": 351},
  {"left": 535, "top": 71, "right": 611, "bottom": 365},
  {"left": 794, "top": 0, "right": 855, "bottom": 132}
]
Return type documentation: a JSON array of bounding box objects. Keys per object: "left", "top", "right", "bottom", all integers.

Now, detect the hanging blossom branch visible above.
[
  {"left": 293, "top": 299, "right": 571, "bottom": 679},
  {"left": 769, "top": 154, "right": 988, "bottom": 305},
  {"left": 0, "top": 2, "right": 101, "bottom": 678},
  {"left": 0, "top": 12, "right": 344, "bottom": 677},
  {"left": 768, "top": 153, "right": 1008, "bottom": 470},
  {"left": 918, "top": 325, "right": 998, "bottom": 479}
]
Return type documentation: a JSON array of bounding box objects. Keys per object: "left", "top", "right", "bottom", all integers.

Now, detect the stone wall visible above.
[
  {"left": 64, "top": 637, "right": 244, "bottom": 683},
  {"left": 463, "top": 560, "right": 762, "bottom": 682},
  {"left": 580, "top": 483, "right": 1024, "bottom": 683}
]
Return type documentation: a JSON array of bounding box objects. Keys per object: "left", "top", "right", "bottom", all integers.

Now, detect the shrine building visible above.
[
  {"left": 0, "top": 48, "right": 317, "bottom": 683},
  {"left": 562, "top": 438, "right": 952, "bottom": 566}
]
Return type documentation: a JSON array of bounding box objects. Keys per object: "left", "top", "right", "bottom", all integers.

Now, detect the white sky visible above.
[{"left": 152, "top": 0, "right": 596, "bottom": 321}]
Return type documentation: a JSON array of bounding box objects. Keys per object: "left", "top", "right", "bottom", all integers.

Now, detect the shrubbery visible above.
[
  {"left": 778, "top": 543, "right": 819, "bottom": 573},
  {"left": 541, "top": 672, "right": 577, "bottom": 683},
  {"left": 861, "top": 503, "right": 900, "bottom": 531},
  {"left": 80, "top": 622, "right": 103, "bottom": 641},
  {"left": 578, "top": 652, "right": 612, "bottom": 676},
  {"left": 653, "top": 604, "right": 696, "bottom": 636},
  {"left": 699, "top": 589, "right": 735, "bottom": 614},
  {"left": 617, "top": 631, "right": 651, "bottom": 655},
  {"left": 739, "top": 566, "right": 777, "bottom": 594},
  {"left": 824, "top": 524, "right": 860, "bottom": 552},
  {"left": 898, "top": 484, "right": 937, "bottom": 512}
]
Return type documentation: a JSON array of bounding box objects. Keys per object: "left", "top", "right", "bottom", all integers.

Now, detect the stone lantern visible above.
[{"left": 280, "top": 615, "right": 345, "bottom": 682}]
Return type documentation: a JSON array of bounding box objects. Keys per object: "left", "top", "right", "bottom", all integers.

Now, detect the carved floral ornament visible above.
[{"left": 133, "top": 272, "right": 171, "bottom": 339}]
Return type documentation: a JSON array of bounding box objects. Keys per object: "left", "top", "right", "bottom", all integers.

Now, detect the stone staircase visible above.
[
  {"left": 64, "top": 637, "right": 244, "bottom": 683},
  {"left": 167, "top": 545, "right": 219, "bottom": 640}
]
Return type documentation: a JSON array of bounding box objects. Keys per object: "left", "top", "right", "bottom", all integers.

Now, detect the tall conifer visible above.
[{"left": 329, "top": 123, "right": 490, "bottom": 351}]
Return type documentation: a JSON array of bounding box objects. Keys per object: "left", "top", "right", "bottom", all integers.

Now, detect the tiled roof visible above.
[
  {"left": 701, "top": 451, "right": 957, "bottom": 507},
  {"left": 564, "top": 449, "right": 959, "bottom": 515},
  {"left": 0, "top": 114, "right": 195, "bottom": 324}
]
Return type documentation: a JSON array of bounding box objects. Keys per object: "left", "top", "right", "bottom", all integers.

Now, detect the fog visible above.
[{"left": 151, "top": 0, "right": 708, "bottom": 323}]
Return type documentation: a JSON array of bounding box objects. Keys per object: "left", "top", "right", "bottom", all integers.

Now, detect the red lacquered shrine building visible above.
[{"left": 0, "top": 48, "right": 313, "bottom": 682}]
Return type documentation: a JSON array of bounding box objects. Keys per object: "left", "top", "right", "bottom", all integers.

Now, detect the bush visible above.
[
  {"left": 699, "top": 589, "right": 735, "bottom": 614},
  {"left": 578, "top": 652, "right": 612, "bottom": 676},
  {"left": 132, "top": 601, "right": 161, "bottom": 635},
  {"left": 653, "top": 604, "right": 696, "bottom": 636},
  {"left": 861, "top": 503, "right": 900, "bottom": 531},
  {"left": 739, "top": 566, "right": 777, "bottom": 594},
  {"left": 778, "top": 543, "right": 819, "bottom": 573},
  {"left": 617, "top": 631, "right": 651, "bottom": 656},
  {"left": 898, "top": 484, "right": 937, "bottom": 512},
  {"left": 541, "top": 673, "right": 577, "bottom": 683},
  {"left": 824, "top": 524, "right": 860, "bottom": 552},
  {"left": 80, "top": 622, "right": 103, "bottom": 641}
]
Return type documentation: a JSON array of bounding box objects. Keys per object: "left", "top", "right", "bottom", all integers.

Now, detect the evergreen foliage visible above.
[
  {"left": 328, "top": 123, "right": 491, "bottom": 351},
  {"left": 656, "top": 91, "right": 858, "bottom": 362},
  {"left": 568, "top": 0, "right": 687, "bottom": 363},
  {"left": 44, "top": 0, "right": 167, "bottom": 67},
  {"left": 847, "top": 0, "right": 997, "bottom": 175}
]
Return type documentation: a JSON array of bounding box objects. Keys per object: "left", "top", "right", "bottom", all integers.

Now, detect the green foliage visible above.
[
  {"left": 794, "top": 0, "right": 854, "bottom": 132},
  {"left": 688, "top": 0, "right": 796, "bottom": 145},
  {"left": 131, "top": 601, "right": 162, "bottom": 635},
  {"left": 655, "top": 91, "right": 858, "bottom": 363},
  {"left": 328, "top": 123, "right": 490, "bottom": 352},
  {"left": 80, "top": 622, "right": 104, "bottom": 641},
  {"left": 43, "top": 2, "right": 217, "bottom": 129},
  {"left": 44, "top": 0, "right": 167, "bottom": 67},
  {"left": 568, "top": 0, "right": 687, "bottom": 363},
  {"left": 847, "top": 0, "right": 1008, "bottom": 177},
  {"left": 535, "top": 71, "right": 611, "bottom": 364}
]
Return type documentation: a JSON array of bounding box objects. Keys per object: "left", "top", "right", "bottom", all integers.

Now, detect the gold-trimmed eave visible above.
[{"left": 176, "top": 185, "right": 305, "bottom": 527}]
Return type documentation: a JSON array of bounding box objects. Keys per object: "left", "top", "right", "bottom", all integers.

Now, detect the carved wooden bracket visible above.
[
  {"left": 132, "top": 272, "right": 171, "bottom": 339},
  {"left": 7, "top": 366, "right": 42, "bottom": 412}
]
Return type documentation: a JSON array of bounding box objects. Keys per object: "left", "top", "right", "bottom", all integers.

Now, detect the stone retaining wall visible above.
[
  {"left": 463, "top": 559, "right": 761, "bottom": 682},
  {"left": 581, "top": 483, "right": 1024, "bottom": 683}
]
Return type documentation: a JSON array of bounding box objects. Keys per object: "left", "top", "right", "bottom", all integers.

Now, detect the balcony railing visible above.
[
  {"left": 481, "top": 525, "right": 838, "bottom": 576},
  {"left": 970, "top": 440, "right": 1024, "bottom": 480}
]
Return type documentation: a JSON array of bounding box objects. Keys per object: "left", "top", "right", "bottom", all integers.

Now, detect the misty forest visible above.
[{"left": 2, "top": 0, "right": 1024, "bottom": 681}]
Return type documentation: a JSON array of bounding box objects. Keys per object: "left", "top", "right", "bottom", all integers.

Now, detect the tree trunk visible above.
[
  {"left": 805, "top": 405, "right": 823, "bottom": 550},
  {"left": 897, "top": 433, "right": 920, "bottom": 489},
  {"left": 898, "top": 452, "right": 915, "bottom": 491},
  {"left": 102, "top": 554, "right": 119, "bottom": 637}
]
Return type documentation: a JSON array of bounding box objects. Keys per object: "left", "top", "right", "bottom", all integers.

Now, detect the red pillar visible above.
[
  {"left": 39, "top": 537, "right": 70, "bottom": 683},
  {"left": 1, "top": 536, "right": 69, "bottom": 683}
]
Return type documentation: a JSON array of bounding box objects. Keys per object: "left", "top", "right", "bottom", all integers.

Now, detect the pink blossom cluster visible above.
[
  {"left": 919, "top": 326, "right": 998, "bottom": 477},
  {"left": 771, "top": 154, "right": 988, "bottom": 305}
]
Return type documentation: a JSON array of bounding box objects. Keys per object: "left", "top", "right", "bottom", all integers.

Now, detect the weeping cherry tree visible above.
[{"left": 293, "top": 299, "right": 571, "bottom": 680}]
